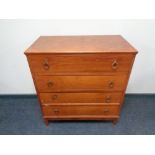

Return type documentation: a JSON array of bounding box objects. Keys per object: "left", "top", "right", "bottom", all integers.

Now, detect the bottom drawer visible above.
[{"left": 42, "top": 105, "right": 120, "bottom": 117}]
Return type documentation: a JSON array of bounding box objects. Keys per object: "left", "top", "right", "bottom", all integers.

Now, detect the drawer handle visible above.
[
  {"left": 43, "top": 59, "right": 49, "bottom": 70},
  {"left": 53, "top": 109, "right": 59, "bottom": 114},
  {"left": 52, "top": 94, "right": 58, "bottom": 100},
  {"left": 105, "top": 96, "right": 111, "bottom": 103},
  {"left": 103, "top": 108, "right": 109, "bottom": 113},
  {"left": 112, "top": 60, "right": 118, "bottom": 70},
  {"left": 108, "top": 81, "right": 114, "bottom": 88},
  {"left": 48, "top": 81, "right": 54, "bottom": 88}
]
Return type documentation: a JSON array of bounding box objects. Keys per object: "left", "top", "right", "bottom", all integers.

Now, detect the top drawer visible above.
[{"left": 27, "top": 54, "right": 134, "bottom": 75}]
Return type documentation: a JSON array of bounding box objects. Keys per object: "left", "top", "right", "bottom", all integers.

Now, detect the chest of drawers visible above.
[{"left": 25, "top": 35, "right": 137, "bottom": 125}]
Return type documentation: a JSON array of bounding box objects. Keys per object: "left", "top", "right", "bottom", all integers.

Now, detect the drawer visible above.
[
  {"left": 42, "top": 105, "right": 120, "bottom": 117},
  {"left": 27, "top": 54, "right": 134, "bottom": 74},
  {"left": 40, "top": 92, "right": 123, "bottom": 104},
  {"left": 35, "top": 75, "right": 127, "bottom": 92}
]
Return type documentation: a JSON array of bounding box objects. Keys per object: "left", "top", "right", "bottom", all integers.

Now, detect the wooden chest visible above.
[{"left": 24, "top": 35, "right": 137, "bottom": 125}]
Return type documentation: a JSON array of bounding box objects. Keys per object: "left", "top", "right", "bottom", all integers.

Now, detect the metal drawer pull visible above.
[
  {"left": 112, "top": 60, "right": 118, "bottom": 70},
  {"left": 108, "top": 81, "right": 114, "bottom": 88},
  {"left": 43, "top": 59, "right": 50, "bottom": 70},
  {"left": 52, "top": 94, "right": 58, "bottom": 100},
  {"left": 53, "top": 109, "right": 59, "bottom": 114},
  {"left": 47, "top": 81, "right": 54, "bottom": 88},
  {"left": 105, "top": 96, "right": 111, "bottom": 103}
]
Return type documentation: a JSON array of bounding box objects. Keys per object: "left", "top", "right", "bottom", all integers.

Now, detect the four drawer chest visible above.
[{"left": 25, "top": 35, "right": 137, "bottom": 125}]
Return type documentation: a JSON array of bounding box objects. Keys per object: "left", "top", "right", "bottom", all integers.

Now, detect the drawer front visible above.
[
  {"left": 35, "top": 75, "right": 127, "bottom": 92},
  {"left": 42, "top": 105, "right": 120, "bottom": 116},
  {"left": 40, "top": 92, "right": 123, "bottom": 104},
  {"left": 28, "top": 54, "right": 134, "bottom": 74}
]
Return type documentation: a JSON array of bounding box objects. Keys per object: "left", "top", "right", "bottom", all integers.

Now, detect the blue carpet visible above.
[{"left": 0, "top": 94, "right": 155, "bottom": 135}]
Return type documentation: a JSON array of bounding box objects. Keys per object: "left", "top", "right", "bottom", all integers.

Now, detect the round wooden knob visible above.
[
  {"left": 53, "top": 109, "right": 59, "bottom": 114},
  {"left": 103, "top": 108, "right": 109, "bottom": 113},
  {"left": 105, "top": 96, "right": 111, "bottom": 103},
  {"left": 52, "top": 94, "right": 58, "bottom": 100},
  {"left": 47, "top": 81, "right": 54, "bottom": 88}
]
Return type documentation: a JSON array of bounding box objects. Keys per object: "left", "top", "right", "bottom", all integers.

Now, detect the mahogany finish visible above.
[
  {"left": 42, "top": 105, "right": 120, "bottom": 117},
  {"left": 40, "top": 92, "right": 123, "bottom": 104},
  {"left": 25, "top": 35, "right": 137, "bottom": 125},
  {"left": 35, "top": 75, "right": 127, "bottom": 92},
  {"left": 27, "top": 54, "right": 134, "bottom": 74}
]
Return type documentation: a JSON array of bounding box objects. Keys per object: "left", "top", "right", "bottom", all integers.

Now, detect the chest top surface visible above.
[{"left": 25, "top": 35, "right": 137, "bottom": 54}]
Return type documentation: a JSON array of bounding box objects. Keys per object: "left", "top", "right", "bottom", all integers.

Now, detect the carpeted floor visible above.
[{"left": 0, "top": 94, "right": 155, "bottom": 135}]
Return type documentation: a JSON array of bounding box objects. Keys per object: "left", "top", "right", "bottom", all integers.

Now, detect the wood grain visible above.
[
  {"left": 28, "top": 53, "right": 134, "bottom": 74},
  {"left": 25, "top": 35, "right": 138, "bottom": 54},
  {"left": 42, "top": 104, "right": 120, "bottom": 117},
  {"left": 35, "top": 75, "right": 127, "bottom": 92},
  {"left": 25, "top": 35, "right": 137, "bottom": 125},
  {"left": 40, "top": 92, "right": 123, "bottom": 104}
]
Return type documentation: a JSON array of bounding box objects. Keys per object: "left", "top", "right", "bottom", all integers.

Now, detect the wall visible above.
[{"left": 0, "top": 19, "right": 155, "bottom": 94}]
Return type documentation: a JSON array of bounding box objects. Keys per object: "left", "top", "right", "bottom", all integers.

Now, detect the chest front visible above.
[{"left": 25, "top": 35, "right": 137, "bottom": 125}]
